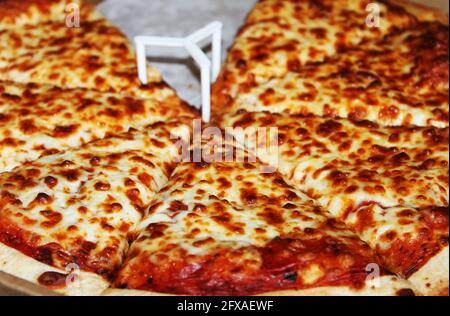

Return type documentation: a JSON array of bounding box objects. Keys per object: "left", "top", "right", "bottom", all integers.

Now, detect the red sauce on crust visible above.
[
  {"left": 115, "top": 237, "right": 384, "bottom": 296},
  {"left": 0, "top": 216, "right": 118, "bottom": 279},
  {"left": 378, "top": 232, "right": 448, "bottom": 278}
]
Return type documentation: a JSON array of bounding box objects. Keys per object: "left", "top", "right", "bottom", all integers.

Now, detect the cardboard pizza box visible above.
[{"left": 0, "top": 0, "right": 448, "bottom": 296}]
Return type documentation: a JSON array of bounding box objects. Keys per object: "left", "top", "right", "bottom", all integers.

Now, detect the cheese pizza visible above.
[
  {"left": 0, "top": 0, "right": 448, "bottom": 297},
  {"left": 221, "top": 110, "right": 449, "bottom": 295},
  {"left": 111, "top": 143, "right": 415, "bottom": 296},
  {"left": 212, "top": 0, "right": 422, "bottom": 111},
  {"left": 0, "top": 0, "right": 101, "bottom": 29},
  {"left": 0, "top": 1, "right": 172, "bottom": 101},
  {"left": 0, "top": 80, "right": 196, "bottom": 172},
  {"left": 0, "top": 119, "right": 192, "bottom": 295},
  {"left": 219, "top": 22, "right": 449, "bottom": 127}
]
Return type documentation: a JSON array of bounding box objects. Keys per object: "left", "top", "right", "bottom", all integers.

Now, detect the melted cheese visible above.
[
  {"left": 116, "top": 144, "right": 385, "bottom": 294},
  {"left": 222, "top": 111, "right": 449, "bottom": 217},
  {"left": 347, "top": 204, "right": 448, "bottom": 277},
  {"left": 0, "top": 81, "right": 196, "bottom": 172},
  {"left": 0, "top": 0, "right": 101, "bottom": 29},
  {"left": 228, "top": 22, "right": 449, "bottom": 127},
  {"left": 0, "top": 13, "right": 169, "bottom": 100},
  {"left": 136, "top": 148, "right": 325, "bottom": 256},
  {"left": 222, "top": 111, "right": 449, "bottom": 278},
  {"left": 0, "top": 119, "right": 191, "bottom": 277},
  {"left": 0, "top": 0, "right": 446, "bottom": 296},
  {"left": 213, "top": 0, "right": 418, "bottom": 109}
]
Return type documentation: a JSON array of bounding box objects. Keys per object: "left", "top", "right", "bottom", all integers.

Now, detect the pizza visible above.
[
  {"left": 0, "top": 80, "right": 196, "bottom": 172},
  {"left": 221, "top": 111, "right": 449, "bottom": 214},
  {"left": 220, "top": 110, "right": 449, "bottom": 295},
  {"left": 0, "top": 0, "right": 101, "bottom": 28},
  {"left": 108, "top": 142, "right": 414, "bottom": 296},
  {"left": 0, "top": 119, "right": 192, "bottom": 295},
  {"left": 0, "top": 121, "right": 416, "bottom": 296},
  {"left": 0, "top": 0, "right": 448, "bottom": 297},
  {"left": 0, "top": 1, "right": 172, "bottom": 100},
  {"left": 212, "top": 0, "right": 422, "bottom": 111},
  {"left": 218, "top": 22, "right": 449, "bottom": 127}
]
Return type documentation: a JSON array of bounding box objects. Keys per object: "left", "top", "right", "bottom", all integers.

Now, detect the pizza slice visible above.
[
  {"left": 347, "top": 204, "right": 449, "bottom": 296},
  {"left": 221, "top": 110, "right": 449, "bottom": 295},
  {"left": 212, "top": 0, "right": 419, "bottom": 110},
  {"left": 0, "top": 118, "right": 192, "bottom": 295},
  {"left": 218, "top": 22, "right": 449, "bottom": 127},
  {"left": 109, "top": 142, "right": 415, "bottom": 296},
  {"left": 222, "top": 111, "right": 449, "bottom": 222},
  {"left": 0, "top": 0, "right": 101, "bottom": 29},
  {"left": 0, "top": 1, "right": 171, "bottom": 100},
  {"left": 0, "top": 80, "right": 197, "bottom": 172}
]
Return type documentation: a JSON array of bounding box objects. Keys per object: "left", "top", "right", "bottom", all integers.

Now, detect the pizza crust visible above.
[
  {"left": 0, "top": 242, "right": 109, "bottom": 296},
  {"left": 102, "top": 276, "right": 416, "bottom": 296},
  {"left": 389, "top": 0, "right": 449, "bottom": 24},
  {"left": 408, "top": 246, "right": 449, "bottom": 296}
]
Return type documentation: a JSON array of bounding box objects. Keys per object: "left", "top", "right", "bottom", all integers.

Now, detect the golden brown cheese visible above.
[
  {"left": 221, "top": 110, "right": 449, "bottom": 293},
  {"left": 0, "top": 12, "right": 171, "bottom": 100},
  {"left": 0, "top": 0, "right": 100, "bottom": 28},
  {"left": 225, "top": 22, "right": 449, "bottom": 127},
  {"left": 0, "top": 80, "right": 197, "bottom": 172},
  {"left": 114, "top": 144, "right": 407, "bottom": 295},
  {"left": 347, "top": 204, "right": 448, "bottom": 279},
  {"left": 0, "top": 119, "right": 192, "bottom": 283},
  {"left": 222, "top": 111, "right": 449, "bottom": 216},
  {"left": 213, "top": 0, "right": 419, "bottom": 110},
  {"left": 0, "top": 17, "right": 129, "bottom": 59}
]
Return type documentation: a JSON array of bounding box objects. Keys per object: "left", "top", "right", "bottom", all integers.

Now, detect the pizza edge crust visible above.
[
  {"left": 389, "top": 0, "right": 449, "bottom": 24},
  {"left": 0, "top": 242, "right": 109, "bottom": 296},
  {"left": 408, "top": 245, "right": 449, "bottom": 296},
  {"left": 101, "top": 276, "right": 416, "bottom": 296}
]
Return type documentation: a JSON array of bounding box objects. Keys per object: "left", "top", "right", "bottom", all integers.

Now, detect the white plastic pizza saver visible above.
[{"left": 135, "top": 22, "right": 223, "bottom": 123}]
